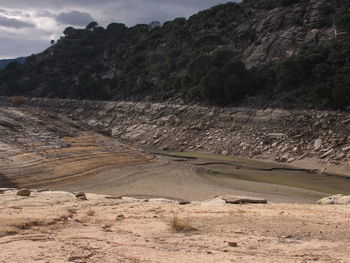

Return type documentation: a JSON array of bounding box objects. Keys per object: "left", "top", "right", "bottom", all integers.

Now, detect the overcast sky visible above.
[{"left": 0, "top": 0, "right": 240, "bottom": 59}]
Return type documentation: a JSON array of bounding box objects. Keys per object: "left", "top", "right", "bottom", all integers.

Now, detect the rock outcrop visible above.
[{"left": 318, "top": 194, "right": 350, "bottom": 205}]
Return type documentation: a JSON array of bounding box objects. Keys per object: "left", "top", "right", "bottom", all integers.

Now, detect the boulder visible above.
[
  {"left": 75, "top": 192, "right": 87, "bottom": 200},
  {"left": 314, "top": 139, "right": 322, "bottom": 150},
  {"left": 17, "top": 189, "right": 31, "bottom": 197},
  {"left": 317, "top": 194, "right": 350, "bottom": 205},
  {"left": 202, "top": 195, "right": 267, "bottom": 206},
  {"left": 219, "top": 195, "right": 267, "bottom": 204}
]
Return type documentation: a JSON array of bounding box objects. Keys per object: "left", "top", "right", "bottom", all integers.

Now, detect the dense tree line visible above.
[{"left": 1, "top": 1, "right": 350, "bottom": 109}]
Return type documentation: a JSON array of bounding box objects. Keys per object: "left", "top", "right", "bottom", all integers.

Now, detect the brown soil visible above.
[{"left": 0, "top": 190, "right": 349, "bottom": 263}]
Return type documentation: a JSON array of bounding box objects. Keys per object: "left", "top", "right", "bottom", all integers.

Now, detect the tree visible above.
[
  {"left": 187, "top": 55, "right": 210, "bottom": 80},
  {"left": 63, "top": 27, "right": 76, "bottom": 36},
  {"left": 336, "top": 13, "right": 350, "bottom": 33},
  {"left": 210, "top": 50, "right": 234, "bottom": 67},
  {"left": 86, "top": 21, "right": 98, "bottom": 31},
  {"left": 50, "top": 40, "right": 55, "bottom": 45},
  {"left": 199, "top": 69, "right": 224, "bottom": 101},
  {"left": 224, "top": 74, "right": 245, "bottom": 101},
  {"left": 106, "top": 23, "right": 127, "bottom": 32},
  {"left": 221, "top": 60, "right": 247, "bottom": 78},
  {"left": 148, "top": 21, "right": 161, "bottom": 29}
]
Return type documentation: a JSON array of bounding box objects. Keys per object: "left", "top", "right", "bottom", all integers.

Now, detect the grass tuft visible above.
[
  {"left": 169, "top": 214, "right": 197, "bottom": 233},
  {"left": 86, "top": 209, "right": 95, "bottom": 217},
  {"left": 10, "top": 96, "right": 29, "bottom": 106}
]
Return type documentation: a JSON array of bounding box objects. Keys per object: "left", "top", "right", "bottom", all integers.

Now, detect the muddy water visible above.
[{"left": 156, "top": 151, "right": 350, "bottom": 197}]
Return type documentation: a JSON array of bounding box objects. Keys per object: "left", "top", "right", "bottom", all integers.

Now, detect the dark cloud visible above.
[
  {"left": 56, "top": 10, "right": 94, "bottom": 26},
  {"left": 0, "top": 15, "right": 35, "bottom": 29}
]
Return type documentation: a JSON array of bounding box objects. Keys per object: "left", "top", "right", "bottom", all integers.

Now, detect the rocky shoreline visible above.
[{"left": 10, "top": 97, "right": 350, "bottom": 175}]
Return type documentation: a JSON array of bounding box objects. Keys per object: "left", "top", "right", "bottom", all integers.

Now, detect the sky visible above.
[{"left": 0, "top": 0, "right": 240, "bottom": 59}]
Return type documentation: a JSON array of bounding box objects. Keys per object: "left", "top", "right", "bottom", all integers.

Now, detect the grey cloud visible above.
[
  {"left": 0, "top": 34, "right": 49, "bottom": 58},
  {"left": 0, "top": 15, "right": 35, "bottom": 29},
  {"left": 56, "top": 10, "right": 94, "bottom": 26}
]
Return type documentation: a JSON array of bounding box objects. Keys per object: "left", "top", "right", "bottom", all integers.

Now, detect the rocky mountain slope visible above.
[
  {"left": 0, "top": 57, "right": 26, "bottom": 70},
  {"left": 1, "top": 0, "right": 350, "bottom": 108}
]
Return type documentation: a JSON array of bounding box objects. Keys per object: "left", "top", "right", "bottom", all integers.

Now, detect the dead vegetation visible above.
[
  {"left": 86, "top": 209, "right": 96, "bottom": 217},
  {"left": 9, "top": 96, "right": 29, "bottom": 106},
  {"left": 169, "top": 214, "right": 197, "bottom": 233}
]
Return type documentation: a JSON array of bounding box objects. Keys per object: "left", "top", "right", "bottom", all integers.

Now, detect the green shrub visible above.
[{"left": 336, "top": 13, "right": 350, "bottom": 32}]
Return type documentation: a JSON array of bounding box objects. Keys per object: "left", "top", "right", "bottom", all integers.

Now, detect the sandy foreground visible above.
[{"left": 0, "top": 190, "right": 349, "bottom": 263}]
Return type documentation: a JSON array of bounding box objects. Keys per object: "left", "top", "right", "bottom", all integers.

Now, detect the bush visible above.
[
  {"left": 199, "top": 69, "right": 224, "bottom": 101},
  {"left": 10, "top": 96, "right": 29, "bottom": 106},
  {"left": 336, "top": 13, "right": 350, "bottom": 32},
  {"left": 169, "top": 214, "right": 197, "bottom": 233},
  {"left": 224, "top": 74, "right": 245, "bottom": 101}
]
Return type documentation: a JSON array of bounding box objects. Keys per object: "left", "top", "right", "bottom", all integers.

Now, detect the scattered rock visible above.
[
  {"left": 342, "top": 145, "right": 350, "bottom": 152},
  {"left": 178, "top": 201, "right": 191, "bottom": 205},
  {"left": 75, "top": 192, "right": 87, "bottom": 200},
  {"left": 314, "top": 139, "right": 322, "bottom": 150},
  {"left": 228, "top": 242, "right": 238, "bottom": 247},
  {"left": 219, "top": 195, "right": 267, "bottom": 204},
  {"left": 17, "top": 189, "right": 31, "bottom": 197},
  {"left": 116, "top": 214, "right": 125, "bottom": 221},
  {"left": 202, "top": 196, "right": 267, "bottom": 206},
  {"left": 321, "top": 149, "right": 333, "bottom": 159},
  {"left": 266, "top": 133, "right": 286, "bottom": 140},
  {"left": 318, "top": 194, "right": 350, "bottom": 205},
  {"left": 0, "top": 117, "right": 21, "bottom": 131},
  {"left": 0, "top": 190, "right": 5, "bottom": 194}
]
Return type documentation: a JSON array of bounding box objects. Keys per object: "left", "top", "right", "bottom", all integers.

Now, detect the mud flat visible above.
[{"left": 41, "top": 150, "right": 350, "bottom": 204}]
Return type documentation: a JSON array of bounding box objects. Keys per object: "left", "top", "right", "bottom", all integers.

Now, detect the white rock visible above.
[
  {"left": 314, "top": 139, "right": 322, "bottom": 150},
  {"left": 321, "top": 149, "right": 333, "bottom": 158},
  {"left": 318, "top": 194, "right": 350, "bottom": 205}
]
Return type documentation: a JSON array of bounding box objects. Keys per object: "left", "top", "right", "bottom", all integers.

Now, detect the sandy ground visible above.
[
  {"left": 47, "top": 157, "right": 331, "bottom": 204},
  {"left": 0, "top": 189, "right": 349, "bottom": 263}
]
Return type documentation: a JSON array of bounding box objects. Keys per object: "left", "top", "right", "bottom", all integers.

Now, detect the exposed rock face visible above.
[
  {"left": 236, "top": 0, "right": 337, "bottom": 67},
  {"left": 318, "top": 194, "right": 350, "bottom": 205},
  {"left": 19, "top": 97, "right": 350, "bottom": 170}
]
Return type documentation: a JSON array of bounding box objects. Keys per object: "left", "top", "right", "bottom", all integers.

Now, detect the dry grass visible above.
[
  {"left": 86, "top": 209, "right": 95, "bottom": 217},
  {"left": 169, "top": 214, "right": 197, "bottom": 233},
  {"left": 10, "top": 96, "right": 29, "bottom": 106}
]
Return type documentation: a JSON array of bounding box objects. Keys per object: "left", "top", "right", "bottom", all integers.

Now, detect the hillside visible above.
[
  {"left": 1, "top": 0, "right": 350, "bottom": 108},
  {"left": 0, "top": 57, "right": 26, "bottom": 70}
]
